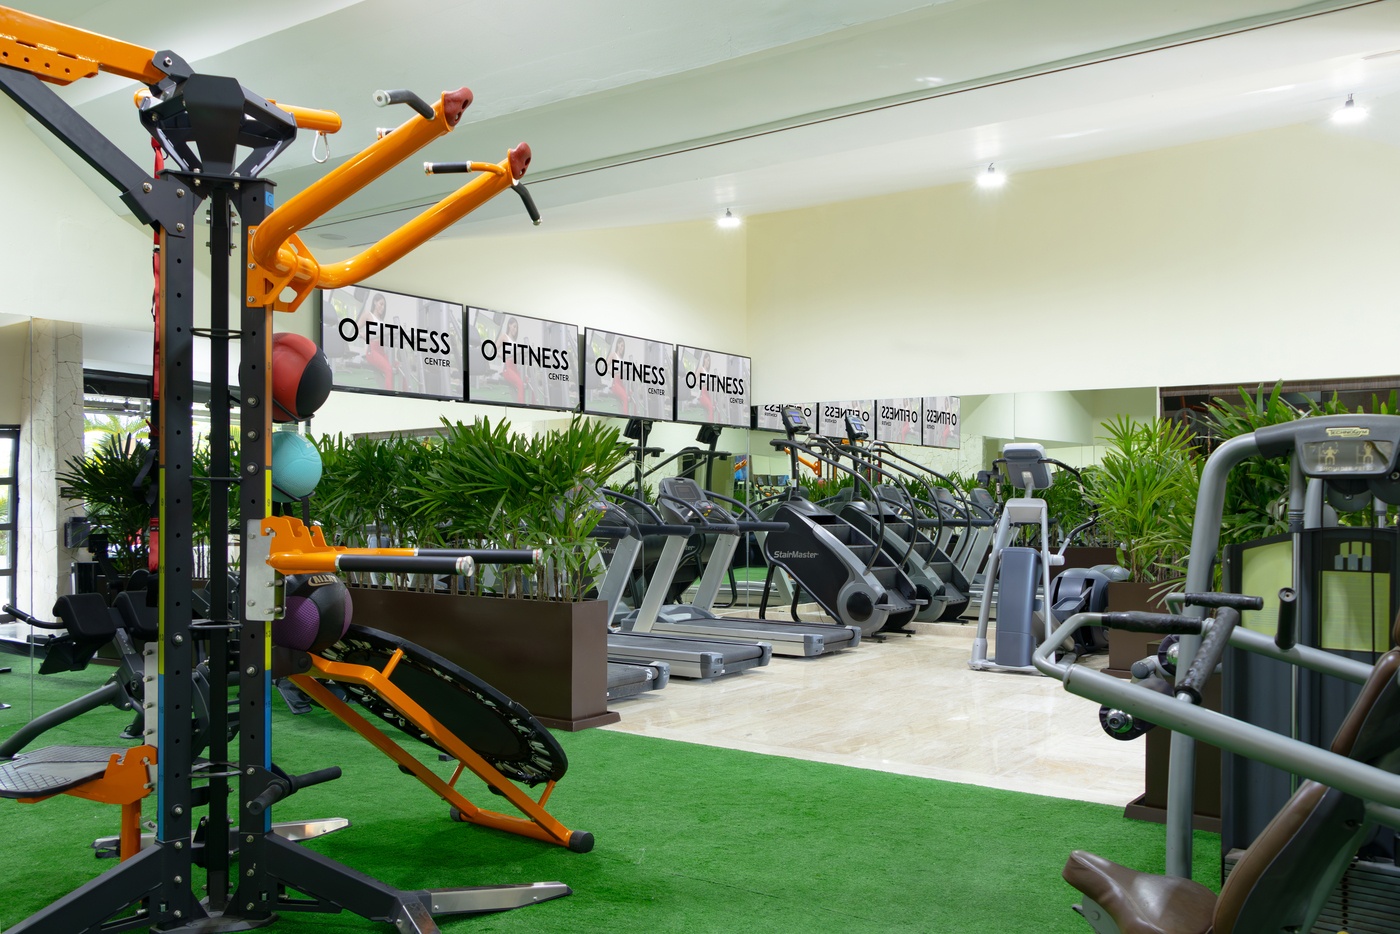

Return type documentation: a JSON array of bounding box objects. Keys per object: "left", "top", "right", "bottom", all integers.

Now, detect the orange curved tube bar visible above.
[
  {"left": 247, "top": 87, "right": 534, "bottom": 310},
  {"left": 312, "top": 152, "right": 524, "bottom": 289},
  {"left": 251, "top": 87, "right": 474, "bottom": 270}
]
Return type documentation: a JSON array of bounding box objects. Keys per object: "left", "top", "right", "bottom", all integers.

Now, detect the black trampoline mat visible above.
[{"left": 318, "top": 625, "right": 567, "bottom": 785}]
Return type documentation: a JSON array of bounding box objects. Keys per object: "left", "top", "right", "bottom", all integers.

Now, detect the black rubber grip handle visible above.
[
  {"left": 334, "top": 555, "right": 472, "bottom": 574},
  {"left": 1182, "top": 592, "right": 1264, "bottom": 612},
  {"left": 738, "top": 521, "right": 788, "bottom": 532},
  {"left": 1274, "top": 587, "right": 1298, "bottom": 651},
  {"left": 372, "top": 88, "right": 435, "bottom": 120},
  {"left": 635, "top": 523, "right": 694, "bottom": 537},
  {"left": 589, "top": 524, "right": 631, "bottom": 539},
  {"left": 513, "top": 183, "right": 541, "bottom": 225},
  {"left": 248, "top": 766, "right": 342, "bottom": 815},
  {"left": 1099, "top": 612, "right": 1206, "bottom": 634},
  {"left": 423, "top": 161, "right": 472, "bottom": 174},
  {"left": 418, "top": 548, "right": 539, "bottom": 565},
  {"left": 1177, "top": 606, "right": 1242, "bottom": 704},
  {"left": 3, "top": 604, "right": 49, "bottom": 627}
]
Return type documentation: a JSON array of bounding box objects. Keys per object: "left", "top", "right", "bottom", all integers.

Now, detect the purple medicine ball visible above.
[{"left": 275, "top": 573, "right": 352, "bottom": 652}]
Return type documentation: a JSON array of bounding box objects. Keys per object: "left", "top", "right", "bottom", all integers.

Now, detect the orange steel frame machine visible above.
[{"left": 0, "top": 8, "right": 555, "bottom": 932}]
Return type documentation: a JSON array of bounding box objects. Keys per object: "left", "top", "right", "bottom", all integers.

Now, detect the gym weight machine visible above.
[{"left": 0, "top": 7, "right": 560, "bottom": 931}]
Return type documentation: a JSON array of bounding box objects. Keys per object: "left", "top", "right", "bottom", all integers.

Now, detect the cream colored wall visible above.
[
  {"left": 308, "top": 222, "right": 748, "bottom": 437},
  {"left": 746, "top": 122, "right": 1400, "bottom": 403}
]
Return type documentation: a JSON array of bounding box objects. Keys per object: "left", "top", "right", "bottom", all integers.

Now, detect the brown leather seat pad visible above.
[{"left": 1062, "top": 850, "right": 1216, "bottom": 934}]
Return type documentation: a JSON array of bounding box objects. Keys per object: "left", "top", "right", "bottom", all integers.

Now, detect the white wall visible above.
[
  {"left": 746, "top": 122, "right": 1400, "bottom": 403},
  {"left": 0, "top": 101, "right": 153, "bottom": 330}
]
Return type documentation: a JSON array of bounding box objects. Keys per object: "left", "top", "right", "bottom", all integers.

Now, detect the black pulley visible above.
[{"left": 1099, "top": 705, "right": 1153, "bottom": 741}]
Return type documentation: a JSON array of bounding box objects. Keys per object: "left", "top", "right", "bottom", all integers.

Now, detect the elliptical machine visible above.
[{"left": 969, "top": 443, "right": 1087, "bottom": 673}]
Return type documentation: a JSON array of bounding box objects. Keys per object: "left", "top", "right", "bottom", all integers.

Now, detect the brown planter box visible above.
[
  {"left": 1060, "top": 546, "right": 1120, "bottom": 573},
  {"left": 1106, "top": 579, "right": 1221, "bottom": 832},
  {"left": 346, "top": 586, "right": 619, "bottom": 732},
  {"left": 1105, "top": 580, "right": 1171, "bottom": 678}
]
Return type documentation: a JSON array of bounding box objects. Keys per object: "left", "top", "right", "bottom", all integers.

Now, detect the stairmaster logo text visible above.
[{"left": 772, "top": 550, "right": 820, "bottom": 560}]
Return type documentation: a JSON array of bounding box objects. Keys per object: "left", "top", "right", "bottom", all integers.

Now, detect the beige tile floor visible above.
[{"left": 604, "top": 611, "right": 1146, "bottom": 807}]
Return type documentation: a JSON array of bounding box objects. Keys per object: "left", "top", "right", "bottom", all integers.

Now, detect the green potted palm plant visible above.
[
  {"left": 57, "top": 433, "right": 153, "bottom": 580},
  {"left": 313, "top": 416, "right": 630, "bottom": 730},
  {"left": 1084, "top": 415, "right": 1201, "bottom": 675}
]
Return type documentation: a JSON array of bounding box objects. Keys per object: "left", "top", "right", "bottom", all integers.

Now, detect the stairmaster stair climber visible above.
[
  {"left": 866, "top": 438, "right": 978, "bottom": 621},
  {"left": 759, "top": 407, "right": 922, "bottom": 639},
  {"left": 814, "top": 417, "right": 973, "bottom": 623}
]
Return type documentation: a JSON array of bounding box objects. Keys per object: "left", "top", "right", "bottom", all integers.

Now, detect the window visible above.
[{"left": 0, "top": 427, "right": 18, "bottom": 618}]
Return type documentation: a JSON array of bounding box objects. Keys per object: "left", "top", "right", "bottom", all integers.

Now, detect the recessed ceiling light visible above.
[
  {"left": 1053, "top": 129, "right": 1104, "bottom": 140},
  {"left": 1331, "top": 93, "right": 1368, "bottom": 125},
  {"left": 976, "top": 163, "right": 1006, "bottom": 190},
  {"left": 916, "top": 76, "right": 945, "bottom": 85},
  {"left": 717, "top": 209, "right": 741, "bottom": 229}
]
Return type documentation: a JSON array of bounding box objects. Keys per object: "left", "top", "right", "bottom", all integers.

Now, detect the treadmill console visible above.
[{"left": 845, "top": 413, "right": 869, "bottom": 444}]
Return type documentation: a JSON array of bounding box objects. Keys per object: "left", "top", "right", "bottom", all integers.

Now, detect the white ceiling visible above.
[{"left": 14, "top": 0, "right": 1400, "bottom": 246}]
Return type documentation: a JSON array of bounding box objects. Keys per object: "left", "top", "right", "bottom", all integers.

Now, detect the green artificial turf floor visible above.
[{"left": 0, "top": 655, "right": 1220, "bottom": 933}]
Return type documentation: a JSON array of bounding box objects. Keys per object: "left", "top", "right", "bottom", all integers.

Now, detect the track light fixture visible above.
[
  {"left": 1331, "top": 93, "right": 1368, "bottom": 125},
  {"left": 976, "top": 163, "right": 1007, "bottom": 190},
  {"left": 717, "top": 208, "right": 741, "bottom": 229}
]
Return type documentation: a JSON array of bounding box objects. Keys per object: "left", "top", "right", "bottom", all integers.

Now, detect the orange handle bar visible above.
[
  {"left": 0, "top": 6, "right": 164, "bottom": 85},
  {"left": 131, "top": 89, "right": 342, "bottom": 134},
  {"left": 266, "top": 99, "right": 342, "bottom": 134}
]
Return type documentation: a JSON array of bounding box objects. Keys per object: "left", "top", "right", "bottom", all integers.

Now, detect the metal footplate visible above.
[
  {"left": 409, "top": 883, "right": 572, "bottom": 925},
  {"left": 0, "top": 745, "right": 132, "bottom": 798}
]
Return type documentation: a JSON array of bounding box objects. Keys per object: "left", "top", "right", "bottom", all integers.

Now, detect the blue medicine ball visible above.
[{"left": 271, "top": 431, "right": 322, "bottom": 503}]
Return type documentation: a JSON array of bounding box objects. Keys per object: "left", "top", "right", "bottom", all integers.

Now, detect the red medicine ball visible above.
[{"left": 271, "top": 333, "right": 332, "bottom": 422}]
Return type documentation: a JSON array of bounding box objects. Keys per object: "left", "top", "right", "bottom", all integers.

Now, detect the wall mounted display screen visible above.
[
  {"left": 582, "top": 328, "right": 673, "bottom": 420},
  {"left": 922, "top": 396, "right": 961, "bottom": 448},
  {"left": 675, "top": 345, "right": 750, "bottom": 427},
  {"left": 817, "top": 399, "right": 875, "bottom": 437},
  {"left": 876, "top": 398, "right": 922, "bottom": 446},
  {"left": 753, "top": 403, "right": 814, "bottom": 433},
  {"left": 465, "top": 308, "right": 579, "bottom": 411},
  {"left": 319, "top": 287, "right": 464, "bottom": 401}
]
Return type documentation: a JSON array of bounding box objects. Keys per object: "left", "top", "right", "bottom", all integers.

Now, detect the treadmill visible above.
[
  {"left": 624, "top": 476, "right": 862, "bottom": 657},
  {"left": 597, "top": 491, "right": 773, "bottom": 679}
]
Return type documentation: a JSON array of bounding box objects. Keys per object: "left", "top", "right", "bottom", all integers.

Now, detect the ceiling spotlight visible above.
[
  {"left": 976, "top": 163, "right": 1007, "bottom": 190},
  {"left": 1331, "top": 93, "right": 1369, "bottom": 125},
  {"left": 717, "top": 208, "right": 742, "bottom": 229}
]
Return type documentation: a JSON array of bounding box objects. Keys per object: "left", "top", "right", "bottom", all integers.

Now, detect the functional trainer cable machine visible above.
[{"left": 0, "top": 8, "right": 557, "bottom": 931}]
